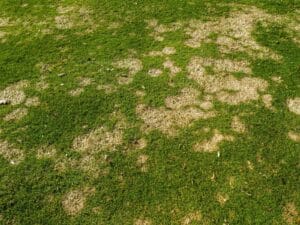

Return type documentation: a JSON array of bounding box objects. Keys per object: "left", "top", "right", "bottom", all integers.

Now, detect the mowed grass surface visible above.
[{"left": 0, "top": 0, "right": 299, "bottom": 224}]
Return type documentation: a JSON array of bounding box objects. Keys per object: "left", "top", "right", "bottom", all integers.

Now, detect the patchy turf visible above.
[{"left": 0, "top": 0, "right": 299, "bottom": 224}]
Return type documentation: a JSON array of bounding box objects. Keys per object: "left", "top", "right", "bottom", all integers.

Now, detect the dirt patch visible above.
[
  {"left": 288, "top": 131, "right": 300, "bottom": 142},
  {"left": 137, "top": 154, "right": 149, "bottom": 172},
  {"left": 231, "top": 116, "right": 246, "bottom": 133},
  {"left": 181, "top": 211, "right": 202, "bottom": 225},
  {"left": 0, "top": 140, "right": 24, "bottom": 165},
  {"left": 185, "top": 7, "right": 281, "bottom": 60},
  {"left": 0, "top": 81, "right": 28, "bottom": 105},
  {"left": 134, "top": 219, "right": 152, "bottom": 225},
  {"left": 4, "top": 108, "right": 28, "bottom": 121},
  {"left": 136, "top": 88, "right": 215, "bottom": 136},
  {"left": 25, "top": 97, "right": 40, "bottom": 107},
  {"left": 194, "top": 130, "right": 234, "bottom": 152},
  {"left": 188, "top": 57, "right": 269, "bottom": 105},
  {"left": 62, "top": 186, "right": 95, "bottom": 216},
  {"left": 283, "top": 202, "right": 299, "bottom": 225},
  {"left": 287, "top": 98, "right": 300, "bottom": 115}
]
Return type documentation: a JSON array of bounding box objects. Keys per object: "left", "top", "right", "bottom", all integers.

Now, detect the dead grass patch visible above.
[
  {"left": 136, "top": 88, "right": 215, "bottom": 136},
  {"left": 148, "top": 68, "right": 163, "bottom": 77},
  {"left": 96, "top": 84, "right": 117, "bottom": 94},
  {"left": 62, "top": 186, "right": 96, "bottom": 216},
  {"left": 113, "top": 58, "right": 143, "bottom": 84},
  {"left": 0, "top": 81, "right": 28, "bottom": 105},
  {"left": 188, "top": 57, "right": 269, "bottom": 105},
  {"left": 25, "top": 97, "right": 40, "bottom": 107},
  {"left": 146, "top": 19, "right": 182, "bottom": 42},
  {"left": 134, "top": 219, "right": 152, "bottom": 225},
  {"left": 36, "top": 145, "right": 56, "bottom": 159},
  {"left": 288, "top": 131, "right": 300, "bottom": 142},
  {"left": 194, "top": 129, "right": 234, "bottom": 152},
  {"left": 163, "top": 59, "right": 182, "bottom": 75},
  {"left": 231, "top": 116, "right": 246, "bottom": 133},
  {"left": 69, "top": 88, "right": 84, "bottom": 97},
  {"left": 287, "top": 98, "right": 300, "bottom": 115},
  {"left": 0, "top": 140, "right": 24, "bottom": 165},
  {"left": 4, "top": 108, "right": 28, "bottom": 121},
  {"left": 283, "top": 202, "right": 299, "bottom": 225},
  {"left": 181, "top": 211, "right": 202, "bottom": 225},
  {"left": 216, "top": 192, "right": 229, "bottom": 206},
  {"left": 185, "top": 7, "right": 281, "bottom": 60},
  {"left": 137, "top": 154, "right": 149, "bottom": 172}
]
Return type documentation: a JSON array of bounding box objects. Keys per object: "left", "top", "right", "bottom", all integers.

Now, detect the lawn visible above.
[{"left": 0, "top": 0, "right": 299, "bottom": 224}]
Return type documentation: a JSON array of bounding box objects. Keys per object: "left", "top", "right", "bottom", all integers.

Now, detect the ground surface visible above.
[{"left": 0, "top": 0, "right": 299, "bottom": 224}]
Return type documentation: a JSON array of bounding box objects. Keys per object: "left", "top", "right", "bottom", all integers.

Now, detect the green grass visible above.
[{"left": 0, "top": 0, "right": 299, "bottom": 224}]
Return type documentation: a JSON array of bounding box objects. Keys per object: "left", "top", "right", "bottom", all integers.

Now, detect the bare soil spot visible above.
[
  {"left": 283, "top": 202, "right": 299, "bottom": 225},
  {"left": 136, "top": 88, "right": 215, "bottom": 136},
  {"left": 287, "top": 98, "right": 300, "bottom": 115},
  {"left": 231, "top": 116, "right": 246, "bottom": 133},
  {"left": 288, "top": 131, "right": 300, "bottom": 142},
  {"left": 0, "top": 140, "right": 24, "bottom": 165},
  {"left": 194, "top": 130, "right": 234, "bottom": 152},
  {"left": 181, "top": 211, "right": 202, "bottom": 225},
  {"left": 0, "top": 81, "right": 28, "bottom": 105},
  {"left": 4, "top": 108, "right": 28, "bottom": 121},
  {"left": 62, "top": 187, "right": 95, "bottom": 216}
]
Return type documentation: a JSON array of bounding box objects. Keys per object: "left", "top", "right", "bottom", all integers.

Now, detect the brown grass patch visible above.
[
  {"left": 62, "top": 186, "right": 95, "bottom": 216},
  {"left": 181, "top": 211, "right": 202, "bottom": 225},
  {"left": 136, "top": 88, "right": 215, "bottom": 136},
  {"left": 148, "top": 68, "right": 163, "bottom": 77},
  {"left": 231, "top": 116, "right": 246, "bottom": 133},
  {"left": 288, "top": 131, "right": 300, "bottom": 142},
  {"left": 287, "top": 98, "right": 300, "bottom": 115},
  {"left": 163, "top": 59, "right": 182, "bottom": 75},
  {"left": 216, "top": 192, "right": 229, "bottom": 206},
  {"left": 97, "top": 84, "right": 117, "bottom": 94},
  {"left": 36, "top": 145, "right": 56, "bottom": 159},
  {"left": 137, "top": 154, "right": 149, "bottom": 172},
  {"left": 185, "top": 7, "right": 281, "bottom": 60},
  {"left": 69, "top": 88, "right": 84, "bottom": 97},
  {"left": 194, "top": 129, "right": 234, "bottom": 152},
  {"left": 188, "top": 57, "right": 269, "bottom": 105},
  {"left": 283, "top": 202, "right": 299, "bottom": 225},
  {"left": 73, "top": 125, "right": 124, "bottom": 154},
  {"left": 113, "top": 58, "right": 143, "bottom": 84},
  {"left": 25, "top": 97, "right": 40, "bottom": 107},
  {"left": 0, "top": 140, "right": 24, "bottom": 165},
  {"left": 4, "top": 108, "right": 28, "bottom": 121},
  {"left": 0, "top": 81, "right": 28, "bottom": 105}
]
